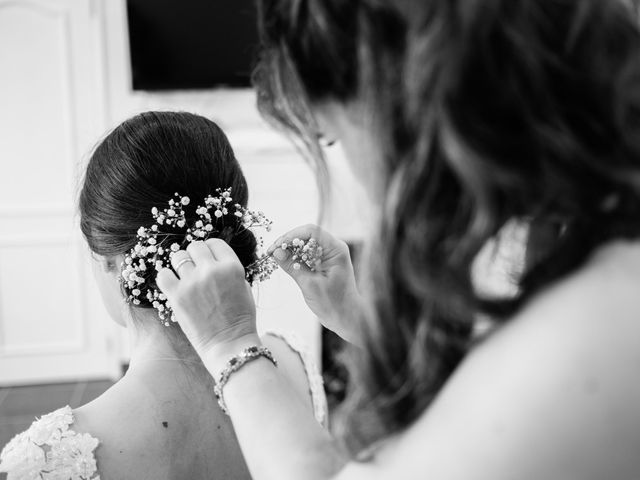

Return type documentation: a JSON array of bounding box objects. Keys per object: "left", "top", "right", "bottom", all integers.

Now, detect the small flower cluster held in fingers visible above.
[
  {"left": 280, "top": 237, "right": 323, "bottom": 271},
  {"left": 245, "top": 254, "right": 279, "bottom": 283},
  {"left": 121, "top": 188, "right": 275, "bottom": 326}
]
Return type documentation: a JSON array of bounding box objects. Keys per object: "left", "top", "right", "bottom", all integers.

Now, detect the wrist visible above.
[
  {"left": 331, "top": 291, "right": 364, "bottom": 345},
  {"left": 212, "top": 343, "right": 277, "bottom": 415},
  {"left": 200, "top": 332, "right": 263, "bottom": 378}
]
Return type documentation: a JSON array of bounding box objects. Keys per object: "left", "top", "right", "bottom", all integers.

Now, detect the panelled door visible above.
[{"left": 0, "top": 0, "right": 121, "bottom": 385}]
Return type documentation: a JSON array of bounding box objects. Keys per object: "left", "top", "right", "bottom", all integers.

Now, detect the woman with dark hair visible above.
[
  {"left": 0, "top": 111, "right": 326, "bottom": 479},
  {"left": 158, "top": 1, "right": 640, "bottom": 479}
]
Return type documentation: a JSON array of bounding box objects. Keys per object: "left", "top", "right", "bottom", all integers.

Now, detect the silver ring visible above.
[{"left": 174, "top": 258, "right": 194, "bottom": 274}]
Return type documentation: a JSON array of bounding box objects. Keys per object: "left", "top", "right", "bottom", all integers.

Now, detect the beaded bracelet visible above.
[{"left": 213, "top": 345, "right": 278, "bottom": 415}]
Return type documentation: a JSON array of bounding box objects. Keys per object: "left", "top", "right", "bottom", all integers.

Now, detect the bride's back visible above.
[
  {"left": 73, "top": 360, "right": 251, "bottom": 480},
  {"left": 78, "top": 111, "right": 260, "bottom": 478}
]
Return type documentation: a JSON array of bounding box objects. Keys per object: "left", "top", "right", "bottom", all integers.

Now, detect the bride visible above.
[{"left": 0, "top": 111, "right": 326, "bottom": 479}]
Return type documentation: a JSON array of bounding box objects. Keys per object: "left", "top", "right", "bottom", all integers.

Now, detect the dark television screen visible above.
[{"left": 127, "top": 0, "right": 259, "bottom": 90}]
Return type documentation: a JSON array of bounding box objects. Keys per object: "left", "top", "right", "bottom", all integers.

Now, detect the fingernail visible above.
[{"left": 274, "top": 248, "right": 288, "bottom": 261}]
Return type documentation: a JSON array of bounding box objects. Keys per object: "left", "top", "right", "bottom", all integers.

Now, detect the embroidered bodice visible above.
[{"left": 0, "top": 406, "right": 99, "bottom": 480}]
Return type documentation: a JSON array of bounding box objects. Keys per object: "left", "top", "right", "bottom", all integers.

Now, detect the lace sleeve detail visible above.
[
  {"left": 0, "top": 406, "right": 100, "bottom": 480},
  {"left": 265, "top": 331, "right": 328, "bottom": 427}
]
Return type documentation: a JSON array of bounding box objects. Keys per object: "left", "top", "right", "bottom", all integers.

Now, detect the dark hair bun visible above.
[{"left": 79, "top": 111, "right": 257, "bottom": 310}]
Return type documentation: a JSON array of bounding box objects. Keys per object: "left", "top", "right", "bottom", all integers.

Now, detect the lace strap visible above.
[
  {"left": 0, "top": 405, "right": 100, "bottom": 480},
  {"left": 265, "top": 331, "right": 328, "bottom": 427}
]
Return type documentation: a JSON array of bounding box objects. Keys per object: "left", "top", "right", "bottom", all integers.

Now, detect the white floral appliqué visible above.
[{"left": 0, "top": 406, "right": 100, "bottom": 480}]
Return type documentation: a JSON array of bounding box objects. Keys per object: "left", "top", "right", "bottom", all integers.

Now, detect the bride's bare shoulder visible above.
[
  {"left": 72, "top": 372, "right": 249, "bottom": 480},
  {"left": 0, "top": 385, "right": 159, "bottom": 480},
  {"left": 72, "top": 382, "right": 169, "bottom": 479}
]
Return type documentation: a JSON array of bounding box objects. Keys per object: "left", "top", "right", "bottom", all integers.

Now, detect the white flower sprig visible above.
[
  {"left": 120, "top": 188, "right": 276, "bottom": 327},
  {"left": 280, "top": 237, "right": 324, "bottom": 271},
  {"left": 245, "top": 254, "right": 279, "bottom": 283}
]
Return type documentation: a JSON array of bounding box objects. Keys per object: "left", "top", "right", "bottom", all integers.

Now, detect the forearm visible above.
[{"left": 201, "top": 335, "right": 349, "bottom": 480}]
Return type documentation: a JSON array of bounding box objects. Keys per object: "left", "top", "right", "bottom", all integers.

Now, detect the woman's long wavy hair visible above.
[{"left": 255, "top": 0, "right": 640, "bottom": 451}]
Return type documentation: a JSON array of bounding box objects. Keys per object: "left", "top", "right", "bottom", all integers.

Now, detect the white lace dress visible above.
[
  {"left": 0, "top": 332, "right": 327, "bottom": 479},
  {"left": 0, "top": 406, "right": 100, "bottom": 480},
  {"left": 264, "top": 330, "right": 328, "bottom": 427}
]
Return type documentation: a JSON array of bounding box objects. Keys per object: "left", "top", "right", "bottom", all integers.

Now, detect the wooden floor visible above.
[{"left": 0, "top": 379, "right": 113, "bottom": 466}]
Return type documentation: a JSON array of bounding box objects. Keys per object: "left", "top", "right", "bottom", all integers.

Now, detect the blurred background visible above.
[{"left": 0, "top": 0, "right": 368, "bottom": 447}]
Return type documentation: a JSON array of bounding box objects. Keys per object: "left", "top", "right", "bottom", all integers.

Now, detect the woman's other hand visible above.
[{"left": 267, "top": 224, "right": 363, "bottom": 344}]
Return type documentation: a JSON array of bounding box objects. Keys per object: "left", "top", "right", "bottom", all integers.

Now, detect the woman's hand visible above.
[
  {"left": 156, "top": 239, "right": 259, "bottom": 363},
  {"left": 267, "top": 225, "right": 363, "bottom": 344}
]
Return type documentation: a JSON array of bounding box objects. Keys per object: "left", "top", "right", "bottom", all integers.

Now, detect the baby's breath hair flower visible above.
[
  {"left": 288, "top": 237, "right": 323, "bottom": 272},
  {"left": 245, "top": 255, "right": 279, "bottom": 283},
  {"left": 121, "top": 188, "right": 279, "bottom": 327}
]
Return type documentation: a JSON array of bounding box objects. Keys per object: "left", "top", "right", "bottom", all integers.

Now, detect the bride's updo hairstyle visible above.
[
  {"left": 255, "top": 0, "right": 640, "bottom": 450},
  {"left": 79, "top": 111, "right": 257, "bottom": 317}
]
